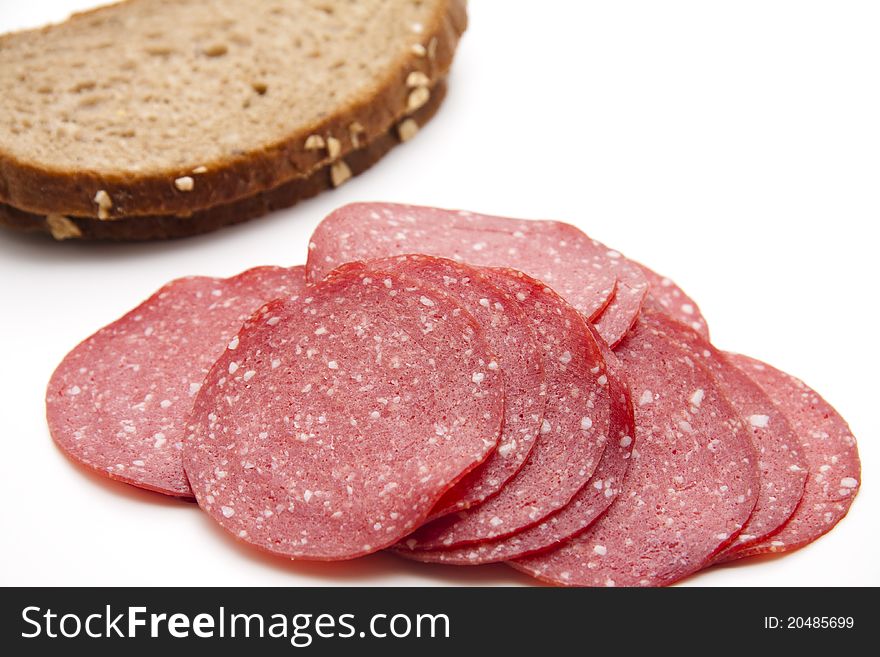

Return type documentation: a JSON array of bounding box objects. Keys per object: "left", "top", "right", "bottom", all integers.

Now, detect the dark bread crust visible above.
[
  {"left": 0, "top": 81, "right": 446, "bottom": 241},
  {"left": 0, "top": 0, "right": 466, "bottom": 219}
]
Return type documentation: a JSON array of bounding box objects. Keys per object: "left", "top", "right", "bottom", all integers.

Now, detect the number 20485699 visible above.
[{"left": 764, "top": 617, "right": 854, "bottom": 629}]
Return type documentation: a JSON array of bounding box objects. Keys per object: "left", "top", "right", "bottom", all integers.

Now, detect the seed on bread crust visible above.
[
  {"left": 174, "top": 176, "right": 195, "bottom": 192},
  {"left": 93, "top": 190, "right": 113, "bottom": 220},
  {"left": 407, "top": 86, "right": 430, "bottom": 112},
  {"left": 407, "top": 71, "right": 430, "bottom": 87},
  {"left": 305, "top": 134, "right": 326, "bottom": 150},
  {"left": 192, "top": 166, "right": 207, "bottom": 174},
  {"left": 326, "top": 136, "right": 342, "bottom": 159},
  {"left": 330, "top": 160, "right": 352, "bottom": 187},
  {"left": 397, "top": 118, "right": 419, "bottom": 142},
  {"left": 349, "top": 122, "right": 365, "bottom": 148},
  {"left": 46, "top": 214, "right": 82, "bottom": 240},
  {"left": 411, "top": 43, "right": 427, "bottom": 57}
]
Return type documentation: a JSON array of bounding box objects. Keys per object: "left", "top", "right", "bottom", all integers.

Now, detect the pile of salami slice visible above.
[{"left": 47, "top": 203, "right": 861, "bottom": 586}]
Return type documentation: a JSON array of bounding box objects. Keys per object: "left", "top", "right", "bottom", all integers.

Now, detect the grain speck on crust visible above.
[
  {"left": 174, "top": 176, "right": 194, "bottom": 192},
  {"left": 407, "top": 71, "right": 430, "bottom": 87},
  {"left": 304, "top": 134, "right": 325, "bottom": 150},
  {"left": 407, "top": 86, "right": 430, "bottom": 112},
  {"left": 397, "top": 118, "right": 419, "bottom": 142},
  {"left": 411, "top": 43, "right": 427, "bottom": 57},
  {"left": 93, "top": 189, "right": 113, "bottom": 219},
  {"left": 326, "top": 136, "right": 342, "bottom": 159},
  {"left": 46, "top": 214, "right": 81, "bottom": 240},
  {"left": 348, "top": 122, "right": 365, "bottom": 148},
  {"left": 191, "top": 166, "right": 207, "bottom": 174},
  {"left": 330, "top": 160, "right": 352, "bottom": 187}
]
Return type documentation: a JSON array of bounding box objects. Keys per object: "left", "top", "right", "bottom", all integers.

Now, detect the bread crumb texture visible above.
[{"left": 1, "top": 0, "right": 442, "bottom": 172}]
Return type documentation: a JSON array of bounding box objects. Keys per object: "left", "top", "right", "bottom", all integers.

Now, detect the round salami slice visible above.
[
  {"left": 361, "top": 255, "right": 546, "bottom": 517},
  {"left": 646, "top": 317, "right": 808, "bottom": 558},
  {"left": 397, "top": 346, "right": 634, "bottom": 564},
  {"left": 182, "top": 265, "right": 505, "bottom": 560},
  {"left": 46, "top": 266, "right": 307, "bottom": 497},
  {"left": 512, "top": 311, "right": 759, "bottom": 586},
  {"left": 721, "top": 354, "right": 861, "bottom": 560},
  {"left": 307, "top": 202, "right": 618, "bottom": 323},
  {"left": 592, "top": 255, "right": 648, "bottom": 347},
  {"left": 397, "top": 268, "right": 610, "bottom": 551},
  {"left": 637, "top": 262, "right": 710, "bottom": 339}
]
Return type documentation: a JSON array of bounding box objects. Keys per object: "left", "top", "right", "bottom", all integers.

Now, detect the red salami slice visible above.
[
  {"left": 636, "top": 263, "right": 709, "bottom": 339},
  {"left": 361, "top": 255, "right": 546, "bottom": 517},
  {"left": 307, "top": 203, "right": 645, "bottom": 341},
  {"left": 182, "top": 265, "right": 505, "bottom": 560},
  {"left": 397, "top": 346, "right": 634, "bottom": 564},
  {"left": 720, "top": 354, "right": 861, "bottom": 559},
  {"left": 513, "top": 311, "right": 759, "bottom": 586},
  {"left": 46, "top": 266, "right": 307, "bottom": 497},
  {"left": 592, "top": 255, "right": 648, "bottom": 347},
  {"left": 397, "top": 268, "right": 610, "bottom": 551},
  {"left": 646, "top": 317, "right": 808, "bottom": 558}
]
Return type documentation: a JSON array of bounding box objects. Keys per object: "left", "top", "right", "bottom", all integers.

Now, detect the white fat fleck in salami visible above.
[
  {"left": 398, "top": 345, "right": 635, "bottom": 565},
  {"left": 398, "top": 268, "right": 610, "bottom": 550},
  {"left": 360, "top": 255, "right": 547, "bottom": 517},
  {"left": 45, "top": 266, "right": 307, "bottom": 497},
  {"left": 182, "top": 265, "right": 504, "bottom": 560},
  {"left": 647, "top": 316, "right": 808, "bottom": 558},
  {"left": 720, "top": 354, "right": 860, "bottom": 559},
  {"left": 636, "top": 262, "right": 710, "bottom": 339},
  {"left": 513, "top": 312, "right": 759, "bottom": 586},
  {"left": 306, "top": 203, "right": 647, "bottom": 341}
]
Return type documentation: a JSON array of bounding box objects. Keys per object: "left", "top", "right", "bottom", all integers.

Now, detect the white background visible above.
[{"left": 0, "top": 0, "right": 877, "bottom": 586}]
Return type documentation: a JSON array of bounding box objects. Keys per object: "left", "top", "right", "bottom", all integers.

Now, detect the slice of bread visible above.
[
  {"left": 0, "top": 0, "right": 465, "bottom": 224},
  {"left": 0, "top": 79, "right": 446, "bottom": 240}
]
